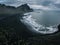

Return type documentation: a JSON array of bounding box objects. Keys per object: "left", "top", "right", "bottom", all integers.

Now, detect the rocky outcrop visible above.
[
  {"left": 17, "top": 4, "right": 33, "bottom": 12},
  {"left": 58, "top": 24, "right": 60, "bottom": 31}
]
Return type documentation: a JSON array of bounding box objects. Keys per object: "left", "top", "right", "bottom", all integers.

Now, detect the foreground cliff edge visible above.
[{"left": 0, "top": 3, "right": 34, "bottom": 45}]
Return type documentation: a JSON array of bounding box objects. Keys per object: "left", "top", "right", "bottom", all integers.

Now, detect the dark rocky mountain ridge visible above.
[{"left": 0, "top": 4, "right": 33, "bottom": 15}]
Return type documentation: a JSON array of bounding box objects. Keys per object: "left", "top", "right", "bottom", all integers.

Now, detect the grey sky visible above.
[{"left": 0, "top": 0, "right": 60, "bottom": 8}]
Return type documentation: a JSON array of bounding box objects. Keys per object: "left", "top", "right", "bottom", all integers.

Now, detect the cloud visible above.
[
  {"left": 0, "top": 0, "right": 19, "bottom": 4},
  {"left": 28, "top": 4, "right": 60, "bottom": 11},
  {"left": 0, "top": 0, "right": 60, "bottom": 9}
]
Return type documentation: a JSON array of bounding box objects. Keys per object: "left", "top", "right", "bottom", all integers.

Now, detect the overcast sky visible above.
[
  {"left": 0, "top": 0, "right": 60, "bottom": 9},
  {"left": 0, "top": 0, "right": 60, "bottom": 4}
]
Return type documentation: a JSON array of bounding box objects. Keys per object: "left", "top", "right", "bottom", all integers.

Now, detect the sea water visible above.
[{"left": 20, "top": 4, "right": 60, "bottom": 34}]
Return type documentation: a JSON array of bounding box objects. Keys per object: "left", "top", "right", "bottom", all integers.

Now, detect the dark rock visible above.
[{"left": 17, "top": 4, "right": 33, "bottom": 12}]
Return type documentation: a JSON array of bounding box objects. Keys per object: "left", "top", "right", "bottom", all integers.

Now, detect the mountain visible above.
[{"left": 0, "top": 4, "right": 33, "bottom": 15}]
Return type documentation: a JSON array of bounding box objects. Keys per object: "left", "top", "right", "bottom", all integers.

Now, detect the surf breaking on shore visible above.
[{"left": 20, "top": 12, "right": 58, "bottom": 34}]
